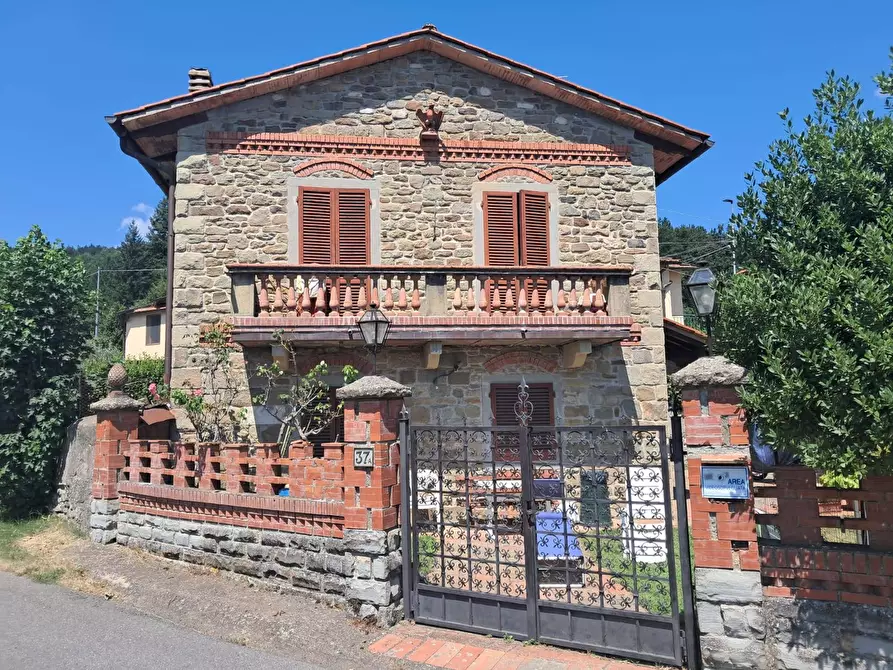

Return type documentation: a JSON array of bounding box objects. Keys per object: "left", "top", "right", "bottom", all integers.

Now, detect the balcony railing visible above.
[
  {"left": 228, "top": 264, "right": 631, "bottom": 318},
  {"left": 226, "top": 264, "right": 636, "bottom": 346}
]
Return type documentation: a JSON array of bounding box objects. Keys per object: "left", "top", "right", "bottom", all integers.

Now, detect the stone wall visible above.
[
  {"left": 54, "top": 415, "right": 96, "bottom": 533},
  {"left": 115, "top": 511, "right": 403, "bottom": 625},
  {"left": 169, "top": 49, "right": 668, "bottom": 435},
  {"left": 248, "top": 342, "right": 667, "bottom": 441}
]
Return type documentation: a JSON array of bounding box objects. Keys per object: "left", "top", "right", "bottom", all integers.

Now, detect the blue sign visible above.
[{"left": 701, "top": 465, "right": 750, "bottom": 500}]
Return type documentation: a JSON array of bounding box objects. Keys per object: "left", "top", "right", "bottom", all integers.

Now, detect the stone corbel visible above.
[
  {"left": 562, "top": 341, "right": 592, "bottom": 369},
  {"left": 422, "top": 342, "right": 443, "bottom": 370},
  {"left": 271, "top": 345, "right": 290, "bottom": 372}
]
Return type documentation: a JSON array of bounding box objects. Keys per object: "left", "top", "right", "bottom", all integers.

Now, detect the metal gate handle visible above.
[{"left": 523, "top": 500, "right": 535, "bottom": 527}]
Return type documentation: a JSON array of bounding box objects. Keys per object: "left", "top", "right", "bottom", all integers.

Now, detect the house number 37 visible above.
[{"left": 353, "top": 447, "right": 374, "bottom": 468}]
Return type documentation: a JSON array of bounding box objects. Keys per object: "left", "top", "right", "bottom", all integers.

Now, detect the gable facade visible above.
[{"left": 167, "top": 49, "right": 672, "bottom": 437}]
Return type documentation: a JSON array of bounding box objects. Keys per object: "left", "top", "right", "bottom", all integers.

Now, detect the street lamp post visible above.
[
  {"left": 356, "top": 303, "right": 391, "bottom": 373},
  {"left": 686, "top": 267, "right": 717, "bottom": 355}
]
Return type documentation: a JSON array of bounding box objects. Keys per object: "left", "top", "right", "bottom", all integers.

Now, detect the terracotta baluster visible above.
[
  {"left": 369, "top": 280, "right": 379, "bottom": 309},
  {"left": 300, "top": 285, "right": 311, "bottom": 319},
  {"left": 342, "top": 277, "right": 353, "bottom": 313},
  {"left": 479, "top": 277, "right": 490, "bottom": 314},
  {"left": 491, "top": 280, "right": 502, "bottom": 312},
  {"left": 410, "top": 276, "right": 421, "bottom": 312},
  {"left": 286, "top": 275, "right": 297, "bottom": 316},
  {"left": 568, "top": 282, "right": 578, "bottom": 311},
  {"left": 516, "top": 281, "right": 526, "bottom": 314},
  {"left": 272, "top": 275, "right": 284, "bottom": 314},
  {"left": 358, "top": 283, "right": 368, "bottom": 311},
  {"left": 382, "top": 281, "right": 394, "bottom": 312},
  {"left": 314, "top": 278, "right": 327, "bottom": 318},
  {"left": 544, "top": 288, "right": 554, "bottom": 314},
  {"left": 453, "top": 282, "right": 463, "bottom": 311},
  {"left": 530, "top": 284, "right": 540, "bottom": 315},
  {"left": 328, "top": 275, "right": 340, "bottom": 315},
  {"left": 582, "top": 285, "right": 592, "bottom": 313},
  {"left": 397, "top": 279, "right": 408, "bottom": 312},
  {"left": 467, "top": 277, "right": 477, "bottom": 312},
  {"left": 556, "top": 278, "right": 566, "bottom": 313},
  {"left": 593, "top": 278, "right": 607, "bottom": 316},
  {"left": 258, "top": 273, "right": 270, "bottom": 317}
]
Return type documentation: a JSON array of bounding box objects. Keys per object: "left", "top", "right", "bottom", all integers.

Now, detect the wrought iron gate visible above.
[{"left": 401, "top": 417, "right": 694, "bottom": 667}]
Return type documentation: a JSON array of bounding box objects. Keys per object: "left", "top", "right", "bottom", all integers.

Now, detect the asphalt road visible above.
[{"left": 0, "top": 572, "right": 323, "bottom": 669}]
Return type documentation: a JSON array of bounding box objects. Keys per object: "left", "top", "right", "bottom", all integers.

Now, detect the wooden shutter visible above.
[
  {"left": 490, "top": 383, "right": 554, "bottom": 426},
  {"left": 519, "top": 191, "right": 549, "bottom": 266},
  {"left": 298, "top": 187, "right": 334, "bottom": 264},
  {"left": 483, "top": 193, "right": 520, "bottom": 266},
  {"left": 334, "top": 190, "right": 370, "bottom": 265}
]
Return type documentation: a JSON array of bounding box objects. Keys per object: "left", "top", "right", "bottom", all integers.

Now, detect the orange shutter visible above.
[
  {"left": 519, "top": 191, "right": 550, "bottom": 266},
  {"left": 298, "top": 187, "right": 334, "bottom": 264},
  {"left": 334, "top": 189, "right": 370, "bottom": 265},
  {"left": 483, "top": 192, "right": 520, "bottom": 266}
]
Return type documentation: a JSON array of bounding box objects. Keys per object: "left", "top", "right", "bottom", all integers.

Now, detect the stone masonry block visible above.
[{"left": 696, "top": 568, "right": 762, "bottom": 605}]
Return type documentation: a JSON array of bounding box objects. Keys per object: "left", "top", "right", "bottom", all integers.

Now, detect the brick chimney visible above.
[{"left": 187, "top": 67, "right": 213, "bottom": 93}]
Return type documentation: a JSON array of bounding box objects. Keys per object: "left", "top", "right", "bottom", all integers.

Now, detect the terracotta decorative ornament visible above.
[{"left": 416, "top": 104, "right": 444, "bottom": 141}]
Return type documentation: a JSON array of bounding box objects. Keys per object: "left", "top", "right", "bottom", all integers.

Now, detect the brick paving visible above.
[{"left": 369, "top": 622, "right": 667, "bottom": 670}]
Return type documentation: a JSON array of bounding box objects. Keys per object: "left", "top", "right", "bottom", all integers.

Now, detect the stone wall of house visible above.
[
  {"left": 170, "top": 50, "right": 667, "bottom": 431},
  {"left": 115, "top": 511, "right": 403, "bottom": 625},
  {"left": 247, "top": 342, "right": 667, "bottom": 440}
]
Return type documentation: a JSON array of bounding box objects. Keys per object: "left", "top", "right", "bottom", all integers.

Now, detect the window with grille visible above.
[{"left": 490, "top": 382, "right": 556, "bottom": 461}]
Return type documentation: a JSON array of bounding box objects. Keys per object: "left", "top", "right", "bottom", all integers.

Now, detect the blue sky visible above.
[{"left": 1, "top": 1, "right": 890, "bottom": 247}]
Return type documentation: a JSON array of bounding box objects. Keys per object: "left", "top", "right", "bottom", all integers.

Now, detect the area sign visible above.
[{"left": 701, "top": 465, "right": 750, "bottom": 500}]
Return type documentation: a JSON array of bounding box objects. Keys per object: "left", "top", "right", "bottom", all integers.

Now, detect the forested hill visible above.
[{"left": 68, "top": 198, "right": 168, "bottom": 346}]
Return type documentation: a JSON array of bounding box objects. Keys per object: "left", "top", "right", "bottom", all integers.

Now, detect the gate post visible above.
[
  {"left": 89, "top": 363, "right": 142, "bottom": 544},
  {"left": 670, "top": 357, "right": 765, "bottom": 669},
  {"left": 336, "top": 375, "right": 412, "bottom": 625}
]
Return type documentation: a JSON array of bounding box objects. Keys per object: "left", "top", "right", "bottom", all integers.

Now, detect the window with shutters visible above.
[
  {"left": 490, "top": 382, "right": 556, "bottom": 461},
  {"left": 298, "top": 186, "right": 370, "bottom": 265},
  {"left": 482, "top": 190, "right": 551, "bottom": 311},
  {"left": 483, "top": 190, "right": 550, "bottom": 266},
  {"left": 298, "top": 186, "right": 371, "bottom": 314}
]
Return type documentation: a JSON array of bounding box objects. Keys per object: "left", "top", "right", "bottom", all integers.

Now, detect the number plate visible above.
[
  {"left": 353, "top": 447, "right": 374, "bottom": 468},
  {"left": 701, "top": 465, "right": 750, "bottom": 500}
]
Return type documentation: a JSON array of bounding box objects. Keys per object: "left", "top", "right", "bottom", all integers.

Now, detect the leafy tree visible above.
[
  {"left": 0, "top": 227, "right": 91, "bottom": 517},
  {"left": 718, "top": 53, "right": 893, "bottom": 484},
  {"left": 143, "top": 198, "right": 169, "bottom": 302}
]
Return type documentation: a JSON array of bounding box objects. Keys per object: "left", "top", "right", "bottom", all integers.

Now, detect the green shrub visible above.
[
  {"left": 81, "top": 349, "right": 164, "bottom": 406},
  {"left": 0, "top": 227, "right": 91, "bottom": 518}
]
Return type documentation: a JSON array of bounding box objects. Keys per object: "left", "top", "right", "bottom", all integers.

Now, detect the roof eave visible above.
[{"left": 108, "top": 28, "right": 712, "bottom": 183}]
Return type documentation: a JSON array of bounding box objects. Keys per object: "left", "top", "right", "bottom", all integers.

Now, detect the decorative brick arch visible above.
[
  {"left": 477, "top": 165, "right": 553, "bottom": 184},
  {"left": 293, "top": 158, "right": 373, "bottom": 179},
  {"left": 294, "top": 352, "right": 373, "bottom": 376},
  {"left": 484, "top": 351, "right": 558, "bottom": 373}
]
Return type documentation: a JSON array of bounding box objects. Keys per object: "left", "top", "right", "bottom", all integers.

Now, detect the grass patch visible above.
[{"left": 0, "top": 517, "right": 55, "bottom": 563}]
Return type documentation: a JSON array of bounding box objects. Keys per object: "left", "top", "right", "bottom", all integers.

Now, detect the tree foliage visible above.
[
  {"left": 718, "top": 54, "right": 893, "bottom": 483},
  {"left": 0, "top": 227, "right": 92, "bottom": 517},
  {"left": 68, "top": 197, "right": 168, "bottom": 347}
]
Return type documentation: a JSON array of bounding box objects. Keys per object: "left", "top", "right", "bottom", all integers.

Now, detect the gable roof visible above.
[{"left": 107, "top": 26, "right": 712, "bottom": 190}]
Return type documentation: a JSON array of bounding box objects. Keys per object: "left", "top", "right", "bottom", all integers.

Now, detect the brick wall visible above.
[
  {"left": 681, "top": 381, "right": 893, "bottom": 668},
  {"left": 90, "top": 397, "right": 406, "bottom": 625}
]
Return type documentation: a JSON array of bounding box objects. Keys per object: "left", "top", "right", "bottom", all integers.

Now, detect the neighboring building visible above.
[
  {"left": 660, "top": 257, "right": 707, "bottom": 372},
  {"left": 107, "top": 26, "right": 712, "bottom": 438},
  {"left": 123, "top": 299, "right": 165, "bottom": 359}
]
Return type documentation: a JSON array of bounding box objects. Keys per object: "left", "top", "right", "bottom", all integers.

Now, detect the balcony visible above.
[{"left": 226, "top": 264, "right": 637, "bottom": 355}]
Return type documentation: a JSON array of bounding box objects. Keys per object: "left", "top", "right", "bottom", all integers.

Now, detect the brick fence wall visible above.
[
  {"left": 89, "top": 391, "right": 407, "bottom": 625},
  {"left": 676, "top": 365, "right": 893, "bottom": 669}
]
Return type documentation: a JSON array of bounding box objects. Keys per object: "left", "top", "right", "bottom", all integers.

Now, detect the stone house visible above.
[{"left": 107, "top": 26, "right": 712, "bottom": 439}]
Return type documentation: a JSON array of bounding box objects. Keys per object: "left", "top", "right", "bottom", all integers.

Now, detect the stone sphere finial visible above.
[{"left": 107, "top": 363, "right": 128, "bottom": 393}]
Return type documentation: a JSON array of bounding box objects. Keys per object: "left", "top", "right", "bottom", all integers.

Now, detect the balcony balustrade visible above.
[{"left": 226, "top": 264, "right": 636, "bottom": 348}]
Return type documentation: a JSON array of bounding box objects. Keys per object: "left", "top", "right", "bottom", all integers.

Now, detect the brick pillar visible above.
[
  {"left": 335, "top": 375, "right": 411, "bottom": 625},
  {"left": 89, "top": 363, "right": 142, "bottom": 544},
  {"left": 671, "top": 356, "right": 767, "bottom": 668}
]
